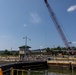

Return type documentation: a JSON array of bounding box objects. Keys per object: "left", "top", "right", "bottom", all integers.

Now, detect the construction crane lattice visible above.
[{"left": 44, "top": 0, "right": 71, "bottom": 50}]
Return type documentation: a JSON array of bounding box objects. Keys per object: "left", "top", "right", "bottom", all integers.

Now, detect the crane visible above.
[{"left": 44, "top": 0, "right": 71, "bottom": 50}]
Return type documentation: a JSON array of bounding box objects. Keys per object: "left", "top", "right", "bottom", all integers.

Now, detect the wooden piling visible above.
[{"left": 69, "top": 62, "right": 73, "bottom": 70}]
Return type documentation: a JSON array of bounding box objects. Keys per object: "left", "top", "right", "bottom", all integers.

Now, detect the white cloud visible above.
[
  {"left": 30, "top": 12, "right": 41, "bottom": 24},
  {"left": 67, "top": 5, "right": 76, "bottom": 12},
  {"left": 0, "top": 35, "right": 9, "bottom": 38},
  {"left": 12, "top": 41, "right": 16, "bottom": 43},
  {"left": 72, "top": 41, "right": 76, "bottom": 44},
  {"left": 24, "top": 24, "right": 27, "bottom": 27}
]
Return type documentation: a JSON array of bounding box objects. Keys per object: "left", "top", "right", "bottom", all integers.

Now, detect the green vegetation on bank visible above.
[
  {"left": 46, "top": 46, "right": 76, "bottom": 55},
  {"left": 0, "top": 46, "right": 76, "bottom": 56},
  {"left": 0, "top": 49, "right": 19, "bottom": 56}
]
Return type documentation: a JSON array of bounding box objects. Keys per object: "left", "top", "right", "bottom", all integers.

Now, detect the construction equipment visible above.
[{"left": 44, "top": 0, "right": 71, "bottom": 50}]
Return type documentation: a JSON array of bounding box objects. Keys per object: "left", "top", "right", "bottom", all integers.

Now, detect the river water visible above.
[
  {"left": 2, "top": 68, "right": 76, "bottom": 75},
  {"left": 48, "top": 68, "right": 76, "bottom": 75},
  {"left": 18, "top": 68, "right": 76, "bottom": 75},
  {"left": 33, "top": 69, "right": 76, "bottom": 75}
]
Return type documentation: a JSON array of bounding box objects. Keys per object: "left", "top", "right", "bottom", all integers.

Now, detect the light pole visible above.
[
  {"left": 40, "top": 46, "right": 43, "bottom": 57},
  {"left": 23, "top": 36, "right": 27, "bottom": 57},
  {"left": 23, "top": 36, "right": 31, "bottom": 58}
]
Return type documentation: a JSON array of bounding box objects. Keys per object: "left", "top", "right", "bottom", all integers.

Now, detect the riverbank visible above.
[{"left": 1, "top": 55, "right": 76, "bottom": 70}]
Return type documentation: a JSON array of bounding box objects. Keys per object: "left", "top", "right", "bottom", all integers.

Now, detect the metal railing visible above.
[
  {"left": 10, "top": 68, "right": 48, "bottom": 75},
  {"left": 2, "top": 68, "right": 10, "bottom": 75}
]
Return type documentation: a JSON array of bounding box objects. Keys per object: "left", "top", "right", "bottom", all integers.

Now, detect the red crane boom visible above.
[{"left": 44, "top": 0, "right": 71, "bottom": 50}]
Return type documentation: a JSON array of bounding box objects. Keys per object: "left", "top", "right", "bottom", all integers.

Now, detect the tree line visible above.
[
  {"left": 46, "top": 46, "right": 76, "bottom": 55},
  {"left": 0, "top": 49, "right": 19, "bottom": 56},
  {"left": 0, "top": 46, "right": 76, "bottom": 56}
]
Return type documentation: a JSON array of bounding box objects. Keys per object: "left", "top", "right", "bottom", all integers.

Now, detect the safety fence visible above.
[
  {"left": 0, "top": 68, "right": 10, "bottom": 75},
  {"left": 0, "top": 67, "right": 48, "bottom": 75}
]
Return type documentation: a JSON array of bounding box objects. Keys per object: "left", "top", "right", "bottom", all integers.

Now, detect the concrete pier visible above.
[{"left": 47, "top": 60, "right": 76, "bottom": 69}]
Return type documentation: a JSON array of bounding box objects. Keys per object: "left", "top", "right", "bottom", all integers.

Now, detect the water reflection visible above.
[
  {"left": 13, "top": 68, "right": 76, "bottom": 75},
  {"left": 26, "top": 69, "right": 76, "bottom": 75},
  {"left": 48, "top": 68, "right": 76, "bottom": 75}
]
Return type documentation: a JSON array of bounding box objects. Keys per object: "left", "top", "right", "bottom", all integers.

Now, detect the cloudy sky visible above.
[{"left": 0, "top": 0, "right": 76, "bottom": 50}]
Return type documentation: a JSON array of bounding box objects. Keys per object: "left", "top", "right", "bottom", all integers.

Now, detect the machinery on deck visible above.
[{"left": 44, "top": 0, "right": 72, "bottom": 50}]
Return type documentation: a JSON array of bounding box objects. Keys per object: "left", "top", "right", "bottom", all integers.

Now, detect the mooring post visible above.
[
  {"left": 69, "top": 62, "right": 73, "bottom": 70},
  {"left": 45, "top": 70, "right": 48, "bottom": 75},
  {"left": 72, "top": 63, "right": 73, "bottom": 70},
  {"left": 28, "top": 69, "right": 31, "bottom": 75}
]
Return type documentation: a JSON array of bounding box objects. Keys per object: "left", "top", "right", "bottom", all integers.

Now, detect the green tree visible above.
[
  {"left": 46, "top": 47, "right": 50, "bottom": 52},
  {"left": 56, "top": 46, "right": 61, "bottom": 50},
  {"left": 3, "top": 49, "right": 10, "bottom": 55}
]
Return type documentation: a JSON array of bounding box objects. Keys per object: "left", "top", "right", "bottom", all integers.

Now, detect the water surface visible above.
[{"left": 18, "top": 68, "right": 76, "bottom": 75}]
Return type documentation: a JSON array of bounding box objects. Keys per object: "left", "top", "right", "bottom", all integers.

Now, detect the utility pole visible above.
[
  {"left": 23, "top": 36, "right": 27, "bottom": 57},
  {"left": 23, "top": 36, "right": 31, "bottom": 58}
]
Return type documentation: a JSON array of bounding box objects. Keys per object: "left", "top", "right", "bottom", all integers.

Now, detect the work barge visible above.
[
  {"left": 0, "top": 58, "right": 76, "bottom": 75},
  {"left": 0, "top": 61, "right": 48, "bottom": 75}
]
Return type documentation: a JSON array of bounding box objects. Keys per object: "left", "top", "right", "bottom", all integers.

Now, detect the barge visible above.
[{"left": 0, "top": 61, "right": 48, "bottom": 75}]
